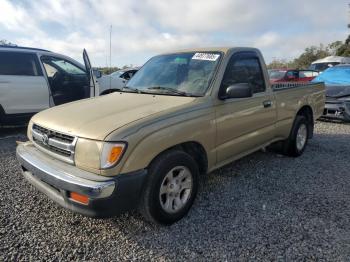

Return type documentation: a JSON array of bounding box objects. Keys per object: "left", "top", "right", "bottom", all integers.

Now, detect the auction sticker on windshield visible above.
[{"left": 192, "top": 53, "right": 220, "bottom": 61}]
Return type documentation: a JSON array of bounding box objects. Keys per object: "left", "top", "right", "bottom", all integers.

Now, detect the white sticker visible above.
[{"left": 192, "top": 53, "right": 220, "bottom": 61}]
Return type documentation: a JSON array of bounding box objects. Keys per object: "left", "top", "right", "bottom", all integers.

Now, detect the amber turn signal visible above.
[
  {"left": 69, "top": 192, "right": 89, "bottom": 205},
  {"left": 100, "top": 142, "right": 126, "bottom": 169},
  {"left": 108, "top": 146, "right": 123, "bottom": 164}
]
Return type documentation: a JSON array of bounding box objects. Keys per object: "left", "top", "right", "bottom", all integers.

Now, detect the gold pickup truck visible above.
[{"left": 16, "top": 47, "right": 325, "bottom": 225}]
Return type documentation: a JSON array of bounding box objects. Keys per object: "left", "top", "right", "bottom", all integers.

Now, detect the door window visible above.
[
  {"left": 43, "top": 63, "right": 58, "bottom": 77},
  {"left": 0, "top": 51, "right": 42, "bottom": 76},
  {"left": 220, "top": 53, "right": 266, "bottom": 97},
  {"left": 120, "top": 71, "right": 131, "bottom": 80},
  {"left": 299, "top": 70, "right": 319, "bottom": 78},
  {"left": 40, "top": 56, "right": 89, "bottom": 105},
  {"left": 120, "top": 70, "right": 136, "bottom": 80},
  {"left": 286, "top": 70, "right": 298, "bottom": 79},
  {"left": 41, "top": 56, "right": 85, "bottom": 75}
]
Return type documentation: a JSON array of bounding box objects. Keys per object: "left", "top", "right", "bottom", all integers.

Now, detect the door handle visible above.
[{"left": 263, "top": 100, "right": 272, "bottom": 108}]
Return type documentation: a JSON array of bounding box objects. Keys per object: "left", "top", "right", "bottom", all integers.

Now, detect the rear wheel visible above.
[
  {"left": 283, "top": 115, "right": 309, "bottom": 157},
  {"left": 139, "top": 150, "right": 199, "bottom": 225},
  {"left": 344, "top": 112, "right": 350, "bottom": 122}
]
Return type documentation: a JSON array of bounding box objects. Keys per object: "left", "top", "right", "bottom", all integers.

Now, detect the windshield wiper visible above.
[
  {"left": 147, "top": 86, "right": 199, "bottom": 97},
  {"left": 122, "top": 86, "right": 145, "bottom": 94}
]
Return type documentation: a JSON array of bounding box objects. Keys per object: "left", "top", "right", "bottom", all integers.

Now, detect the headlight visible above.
[
  {"left": 75, "top": 139, "right": 127, "bottom": 170},
  {"left": 27, "top": 121, "right": 33, "bottom": 141},
  {"left": 100, "top": 142, "right": 127, "bottom": 169}
]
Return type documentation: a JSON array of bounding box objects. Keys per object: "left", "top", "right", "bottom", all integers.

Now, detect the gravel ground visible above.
[{"left": 1, "top": 121, "right": 350, "bottom": 261}]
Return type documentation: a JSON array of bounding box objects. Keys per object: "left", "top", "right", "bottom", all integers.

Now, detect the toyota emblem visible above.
[{"left": 42, "top": 134, "right": 49, "bottom": 145}]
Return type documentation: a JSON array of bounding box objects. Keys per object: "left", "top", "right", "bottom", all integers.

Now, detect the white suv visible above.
[
  {"left": 0, "top": 46, "right": 99, "bottom": 125},
  {"left": 97, "top": 67, "right": 139, "bottom": 94}
]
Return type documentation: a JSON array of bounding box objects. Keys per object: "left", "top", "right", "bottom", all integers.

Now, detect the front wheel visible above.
[
  {"left": 283, "top": 115, "right": 309, "bottom": 157},
  {"left": 139, "top": 150, "right": 199, "bottom": 225}
]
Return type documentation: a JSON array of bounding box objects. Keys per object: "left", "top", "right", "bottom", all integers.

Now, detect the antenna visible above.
[{"left": 109, "top": 25, "right": 112, "bottom": 90}]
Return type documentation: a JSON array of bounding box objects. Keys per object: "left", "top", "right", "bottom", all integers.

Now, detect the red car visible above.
[{"left": 269, "top": 69, "right": 319, "bottom": 83}]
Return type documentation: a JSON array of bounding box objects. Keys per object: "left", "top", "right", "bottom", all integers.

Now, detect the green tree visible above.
[
  {"left": 0, "top": 39, "right": 16, "bottom": 46},
  {"left": 95, "top": 67, "right": 120, "bottom": 75},
  {"left": 292, "top": 44, "right": 331, "bottom": 69},
  {"left": 328, "top": 41, "right": 343, "bottom": 55},
  {"left": 335, "top": 35, "right": 350, "bottom": 56},
  {"left": 267, "top": 58, "right": 296, "bottom": 69}
]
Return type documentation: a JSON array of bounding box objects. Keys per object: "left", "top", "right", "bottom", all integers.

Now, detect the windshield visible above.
[
  {"left": 312, "top": 66, "right": 350, "bottom": 86},
  {"left": 111, "top": 71, "right": 123, "bottom": 77},
  {"left": 309, "top": 62, "right": 340, "bottom": 72},
  {"left": 269, "top": 70, "right": 286, "bottom": 80},
  {"left": 126, "top": 52, "right": 221, "bottom": 96}
]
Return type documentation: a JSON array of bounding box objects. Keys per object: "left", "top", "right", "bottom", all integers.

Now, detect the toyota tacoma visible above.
[{"left": 17, "top": 47, "right": 325, "bottom": 225}]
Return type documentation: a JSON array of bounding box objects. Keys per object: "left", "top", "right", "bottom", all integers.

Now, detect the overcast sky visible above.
[{"left": 0, "top": 0, "right": 348, "bottom": 67}]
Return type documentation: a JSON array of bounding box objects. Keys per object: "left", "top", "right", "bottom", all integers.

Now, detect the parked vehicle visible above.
[
  {"left": 0, "top": 46, "right": 100, "bottom": 125},
  {"left": 97, "top": 68, "right": 139, "bottom": 95},
  {"left": 269, "top": 69, "right": 319, "bottom": 83},
  {"left": 17, "top": 47, "right": 325, "bottom": 225},
  {"left": 309, "top": 56, "right": 350, "bottom": 72},
  {"left": 312, "top": 64, "right": 350, "bottom": 121}
]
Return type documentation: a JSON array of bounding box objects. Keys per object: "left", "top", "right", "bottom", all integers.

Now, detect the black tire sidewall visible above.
[
  {"left": 146, "top": 151, "right": 199, "bottom": 225},
  {"left": 288, "top": 116, "right": 309, "bottom": 156}
]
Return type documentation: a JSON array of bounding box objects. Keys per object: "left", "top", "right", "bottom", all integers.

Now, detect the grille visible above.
[{"left": 32, "top": 124, "right": 77, "bottom": 164}]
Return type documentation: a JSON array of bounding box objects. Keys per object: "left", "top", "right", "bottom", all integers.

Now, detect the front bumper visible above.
[
  {"left": 16, "top": 142, "right": 147, "bottom": 218},
  {"left": 322, "top": 100, "right": 350, "bottom": 121}
]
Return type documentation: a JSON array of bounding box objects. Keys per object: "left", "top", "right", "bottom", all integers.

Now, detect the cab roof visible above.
[
  {"left": 0, "top": 45, "right": 51, "bottom": 53},
  {"left": 161, "top": 47, "right": 259, "bottom": 55}
]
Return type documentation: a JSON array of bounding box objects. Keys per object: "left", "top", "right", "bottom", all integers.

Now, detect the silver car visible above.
[{"left": 0, "top": 46, "right": 98, "bottom": 125}]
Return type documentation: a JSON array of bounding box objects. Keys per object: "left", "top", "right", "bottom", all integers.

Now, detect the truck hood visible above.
[
  {"left": 32, "top": 92, "right": 196, "bottom": 140},
  {"left": 326, "top": 85, "right": 350, "bottom": 98}
]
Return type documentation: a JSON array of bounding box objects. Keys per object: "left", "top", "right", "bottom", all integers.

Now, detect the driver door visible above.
[
  {"left": 215, "top": 52, "right": 276, "bottom": 164},
  {"left": 83, "top": 49, "right": 99, "bottom": 97}
]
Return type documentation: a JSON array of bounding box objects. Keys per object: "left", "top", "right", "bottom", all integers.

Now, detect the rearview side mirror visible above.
[
  {"left": 93, "top": 69, "right": 102, "bottom": 78},
  {"left": 225, "top": 83, "right": 253, "bottom": 99}
]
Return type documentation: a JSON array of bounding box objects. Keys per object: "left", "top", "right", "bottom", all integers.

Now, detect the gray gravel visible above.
[{"left": 1, "top": 121, "right": 350, "bottom": 261}]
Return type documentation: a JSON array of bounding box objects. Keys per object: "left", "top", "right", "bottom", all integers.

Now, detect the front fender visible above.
[{"left": 118, "top": 108, "right": 216, "bottom": 174}]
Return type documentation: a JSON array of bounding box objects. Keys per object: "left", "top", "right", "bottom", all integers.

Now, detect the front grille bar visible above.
[{"left": 32, "top": 124, "right": 77, "bottom": 164}]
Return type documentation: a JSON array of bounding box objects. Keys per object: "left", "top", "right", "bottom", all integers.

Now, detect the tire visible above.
[
  {"left": 282, "top": 115, "right": 309, "bottom": 157},
  {"left": 344, "top": 112, "right": 350, "bottom": 123},
  {"left": 139, "top": 150, "right": 199, "bottom": 225}
]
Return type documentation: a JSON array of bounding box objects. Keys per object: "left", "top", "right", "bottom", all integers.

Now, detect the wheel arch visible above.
[
  {"left": 121, "top": 139, "right": 210, "bottom": 176},
  {"left": 149, "top": 141, "right": 208, "bottom": 175},
  {"left": 0, "top": 104, "right": 5, "bottom": 124},
  {"left": 296, "top": 105, "right": 314, "bottom": 138}
]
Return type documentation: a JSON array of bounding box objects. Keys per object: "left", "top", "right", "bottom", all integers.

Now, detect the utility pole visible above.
[{"left": 348, "top": 3, "right": 350, "bottom": 29}]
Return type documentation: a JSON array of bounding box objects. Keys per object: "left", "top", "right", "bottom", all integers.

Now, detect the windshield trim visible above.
[{"left": 202, "top": 51, "right": 224, "bottom": 96}]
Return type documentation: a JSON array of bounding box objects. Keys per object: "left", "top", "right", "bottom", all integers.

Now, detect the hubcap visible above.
[
  {"left": 296, "top": 124, "right": 307, "bottom": 151},
  {"left": 159, "top": 166, "right": 193, "bottom": 214}
]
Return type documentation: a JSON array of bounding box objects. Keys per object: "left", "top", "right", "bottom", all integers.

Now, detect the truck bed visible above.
[{"left": 272, "top": 82, "right": 325, "bottom": 139}]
